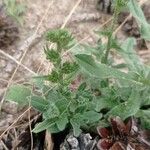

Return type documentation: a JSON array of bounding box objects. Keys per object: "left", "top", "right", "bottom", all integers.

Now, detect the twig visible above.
[
  {"left": 61, "top": 0, "right": 82, "bottom": 29},
  {"left": 0, "top": 49, "right": 37, "bottom": 75},
  {"left": 0, "top": 107, "right": 31, "bottom": 139}
]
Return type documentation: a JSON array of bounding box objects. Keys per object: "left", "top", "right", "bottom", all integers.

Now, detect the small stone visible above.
[
  {"left": 67, "top": 135, "right": 79, "bottom": 149},
  {"left": 60, "top": 132, "right": 99, "bottom": 150}
]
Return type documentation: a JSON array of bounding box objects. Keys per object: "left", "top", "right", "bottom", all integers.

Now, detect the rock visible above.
[{"left": 60, "top": 132, "right": 98, "bottom": 150}]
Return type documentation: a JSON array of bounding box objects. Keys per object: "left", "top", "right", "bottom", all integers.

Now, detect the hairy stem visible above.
[{"left": 103, "top": 1, "right": 120, "bottom": 64}]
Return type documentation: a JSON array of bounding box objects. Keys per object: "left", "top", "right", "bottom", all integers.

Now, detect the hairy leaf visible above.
[
  {"left": 31, "top": 96, "right": 48, "bottom": 112},
  {"left": 127, "top": 0, "right": 150, "bottom": 40},
  {"left": 75, "top": 54, "right": 139, "bottom": 83},
  {"left": 70, "top": 119, "right": 82, "bottom": 137},
  {"left": 120, "top": 38, "right": 144, "bottom": 73},
  {"left": 106, "top": 89, "right": 141, "bottom": 120},
  {"left": 6, "top": 84, "right": 31, "bottom": 105},
  {"left": 82, "top": 111, "right": 102, "bottom": 123},
  {"left": 43, "top": 103, "right": 60, "bottom": 119},
  {"left": 56, "top": 116, "right": 68, "bottom": 131},
  {"left": 33, "top": 119, "right": 56, "bottom": 133}
]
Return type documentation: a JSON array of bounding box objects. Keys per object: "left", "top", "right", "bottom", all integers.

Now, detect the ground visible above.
[{"left": 0, "top": 0, "right": 150, "bottom": 149}]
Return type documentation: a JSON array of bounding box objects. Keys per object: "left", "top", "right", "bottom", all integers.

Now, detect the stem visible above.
[
  {"left": 103, "top": 33, "right": 112, "bottom": 64},
  {"left": 55, "top": 44, "right": 64, "bottom": 92},
  {"left": 102, "top": 1, "right": 120, "bottom": 64},
  {"left": 101, "top": 1, "right": 120, "bottom": 87}
]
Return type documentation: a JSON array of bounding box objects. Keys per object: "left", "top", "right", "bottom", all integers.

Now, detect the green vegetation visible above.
[{"left": 6, "top": 0, "right": 150, "bottom": 137}]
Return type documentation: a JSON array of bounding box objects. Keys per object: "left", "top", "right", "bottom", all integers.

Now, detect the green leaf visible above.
[
  {"left": 46, "top": 90, "right": 62, "bottom": 103},
  {"left": 61, "top": 62, "right": 78, "bottom": 74},
  {"left": 47, "top": 123, "right": 60, "bottom": 133},
  {"left": 43, "top": 102, "right": 60, "bottom": 119},
  {"left": 48, "top": 70, "right": 60, "bottom": 83},
  {"left": 46, "top": 29, "right": 74, "bottom": 49},
  {"left": 140, "top": 24, "right": 150, "bottom": 40},
  {"left": 31, "top": 95, "right": 48, "bottom": 113},
  {"left": 120, "top": 38, "right": 144, "bottom": 73},
  {"left": 127, "top": 0, "right": 146, "bottom": 23},
  {"left": 70, "top": 44, "right": 97, "bottom": 56},
  {"left": 55, "top": 98, "right": 69, "bottom": 112},
  {"left": 56, "top": 116, "right": 68, "bottom": 131},
  {"left": 94, "top": 97, "right": 119, "bottom": 112},
  {"left": 106, "top": 89, "right": 141, "bottom": 120},
  {"left": 75, "top": 54, "right": 139, "bottom": 83},
  {"left": 31, "top": 77, "right": 45, "bottom": 91},
  {"left": 70, "top": 119, "right": 82, "bottom": 137},
  {"left": 127, "top": 0, "right": 150, "bottom": 40},
  {"left": 6, "top": 84, "right": 31, "bottom": 105},
  {"left": 82, "top": 111, "right": 102, "bottom": 123},
  {"left": 33, "top": 119, "right": 55, "bottom": 133},
  {"left": 44, "top": 46, "right": 60, "bottom": 62},
  {"left": 77, "top": 82, "right": 86, "bottom": 91}
]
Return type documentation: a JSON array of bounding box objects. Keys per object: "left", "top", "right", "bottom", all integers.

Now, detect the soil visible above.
[{"left": 0, "top": 0, "right": 150, "bottom": 149}]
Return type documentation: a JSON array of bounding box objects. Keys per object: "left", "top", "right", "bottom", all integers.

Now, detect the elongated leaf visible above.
[
  {"left": 82, "top": 111, "right": 102, "bottom": 123},
  {"left": 56, "top": 116, "right": 68, "bottom": 131},
  {"left": 75, "top": 54, "right": 140, "bottom": 84},
  {"left": 33, "top": 119, "right": 55, "bottom": 133},
  {"left": 140, "top": 24, "right": 150, "bottom": 40},
  {"left": 43, "top": 102, "right": 60, "bottom": 119},
  {"left": 47, "top": 123, "right": 60, "bottom": 133},
  {"left": 127, "top": 0, "right": 150, "bottom": 40},
  {"left": 6, "top": 84, "right": 31, "bottom": 105},
  {"left": 70, "top": 119, "right": 82, "bottom": 137},
  {"left": 120, "top": 38, "right": 144, "bottom": 73},
  {"left": 31, "top": 96, "right": 48, "bottom": 112},
  {"left": 94, "top": 97, "right": 119, "bottom": 112},
  {"left": 127, "top": 0, "right": 146, "bottom": 22},
  {"left": 106, "top": 89, "right": 141, "bottom": 120},
  {"left": 31, "top": 77, "right": 45, "bottom": 90}
]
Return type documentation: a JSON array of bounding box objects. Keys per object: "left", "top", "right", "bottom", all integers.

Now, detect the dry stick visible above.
[
  {"left": 113, "top": 14, "right": 132, "bottom": 36},
  {"left": 0, "top": 1, "right": 54, "bottom": 110},
  {"left": 0, "top": 49, "right": 37, "bottom": 75},
  {"left": 61, "top": 0, "right": 82, "bottom": 29},
  {"left": 0, "top": 107, "right": 31, "bottom": 139},
  {"left": 1, "top": 140, "right": 9, "bottom": 150},
  {"left": 13, "top": 128, "right": 19, "bottom": 150},
  {"left": 28, "top": 105, "right": 33, "bottom": 150},
  {"left": 0, "top": 78, "right": 9, "bottom": 83}
]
